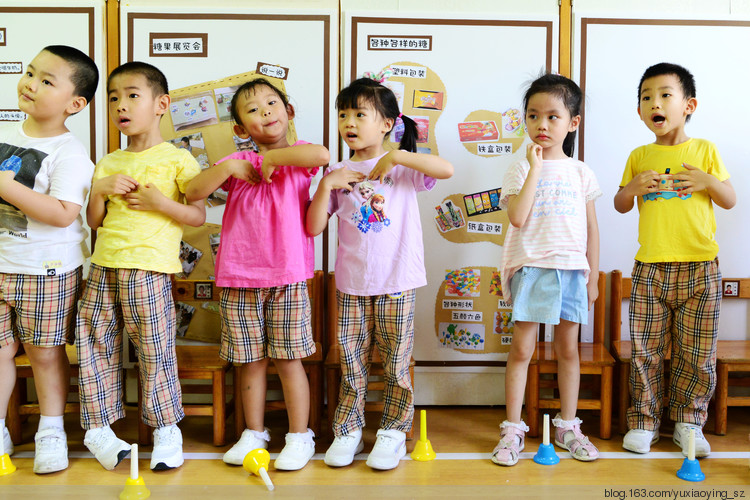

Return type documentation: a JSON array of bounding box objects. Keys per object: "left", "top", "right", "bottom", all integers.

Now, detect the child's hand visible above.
[
  {"left": 260, "top": 156, "right": 277, "bottom": 184},
  {"left": 672, "top": 163, "right": 715, "bottom": 194},
  {"left": 94, "top": 174, "right": 138, "bottom": 197},
  {"left": 587, "top": 277, "right": 599, "bottom": 310},
  {"left": 323, "top": 167, "right": 366, "bottom": 192},
  {"left": 626, "top": 170, "right": 660, "bottom": 196},
  {"left": 526, "top": 143, "right": 543, "bottom": 170},
  {"left": 368, "top": 151, "right": 397, "bottom": 183},
  {"left": 124, "top": 183, "right": 167, "bottom": 212},
  {"left": 221, "top": 159, "right": 261, "bottom": 185}
]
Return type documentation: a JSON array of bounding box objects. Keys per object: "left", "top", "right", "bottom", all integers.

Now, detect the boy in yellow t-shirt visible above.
[
  {"left": 614, "top": 63, "right": 736, "bottom": 458},
  {"left": 76, "top": 62, "right": 205, "bottom": 472}
]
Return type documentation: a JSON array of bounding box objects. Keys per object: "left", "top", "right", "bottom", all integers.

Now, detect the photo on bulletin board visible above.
[{"left": 170, "top": 91, "right": 219, "bottom": 132}]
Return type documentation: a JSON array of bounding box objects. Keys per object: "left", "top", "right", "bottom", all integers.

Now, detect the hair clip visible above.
[{"left": 362, "top": 69, "right": 393, "bottom": 83}]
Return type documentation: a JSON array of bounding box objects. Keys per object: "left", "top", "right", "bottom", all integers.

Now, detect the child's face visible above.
[
  {"left": 234, "top": 85, "right": 291, "bottom": 149},
  {"left": 338, "top": 102, "right": 393, "bottom": 158},
  {"left": 17, "top": 50, "right": 82, "bottom": 123},
  {"left": 107, "top": 72, "right": 167, "bottom": 137},
  {"left": 525, "top": 92, "right": 579, "bottom": 156},
  {"left": 638, "top": 74, "right": 696, "bottom": 144}
]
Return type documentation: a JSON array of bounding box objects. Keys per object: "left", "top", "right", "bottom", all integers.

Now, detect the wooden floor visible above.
[{"left": 2, "top": 406, "right": 749, "bottom": 499}]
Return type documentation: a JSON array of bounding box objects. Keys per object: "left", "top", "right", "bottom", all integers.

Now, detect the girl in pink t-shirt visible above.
[
  {"left": 494, "top": 74, "right": 601, "bottom": 466},
  {"left": 185, "top": 78, "right": 329, "bottom": 471},
  {"left": 307, "top": 73, "right": 452, "bottom": 471}
]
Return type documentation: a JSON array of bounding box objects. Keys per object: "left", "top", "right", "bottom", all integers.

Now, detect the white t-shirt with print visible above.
[{"left": 0, "top": 122, "right": 94, "bottom": 275}]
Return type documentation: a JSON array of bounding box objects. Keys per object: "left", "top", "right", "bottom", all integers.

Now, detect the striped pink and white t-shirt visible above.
[{"left": 500, "top": 157, "right": 601, "bottom": 302}]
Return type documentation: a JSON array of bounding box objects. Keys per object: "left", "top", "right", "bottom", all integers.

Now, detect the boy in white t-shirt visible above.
[{"left": 0, "top": 45, "right": 98, "bottom": 474}]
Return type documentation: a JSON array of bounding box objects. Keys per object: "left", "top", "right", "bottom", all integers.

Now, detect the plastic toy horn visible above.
[{"left": 243, "top": 448, "right": 274, "bottom": 491}]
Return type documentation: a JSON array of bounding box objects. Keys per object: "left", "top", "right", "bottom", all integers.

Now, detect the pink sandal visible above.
[
  {"left": 552, "top": 414, "right": 599, "bottom": 462},
  {"left": 491, "top": 421, "right": 529, "bottom": 466}
]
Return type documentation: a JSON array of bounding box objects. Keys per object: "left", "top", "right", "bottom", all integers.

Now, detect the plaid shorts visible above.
[
  {"left": 77, "top": 264, "right": 183, "bottom": 429},
  {"left": 0, "top": 267, "right": 82, "bottom": 348},
  {"left": 627, "top": 259, "right": 722, "bottom": 429},
  {"left": 219, "top": 281, "right": 315, "bottom": 363}
]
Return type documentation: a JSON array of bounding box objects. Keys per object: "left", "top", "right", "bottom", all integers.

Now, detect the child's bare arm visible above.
[
  {"left": 185, "top": 159, "right": 262, "bottom": 202},
  {"left": 613, "top": 170, "right": 660, "bottom": 213},
  {"left": 0, "top": 171, "right": 82, "bottom": 227},
  {"left": 125, "top": 184, "right": 206, "bottom": 226},
  {"left": 86, "top": 174, "right": 139, "bottom": 230},
  {"left": 672, "top": 163, "right": 736, "bottom": 209},
  {"left": 261, "top": 144, "right": 330, "bottom": 183},
  {"left": 306, "top": 167, "right": 365, "bottom": 236},
  {"left": 585, "top": 200, "right": 600, "bottom": 310},
  {"left": 506, "top": 143, "right": 543, "bottom": 228},
  {"left": 367, "top": 150, "right": 453, "bottom": 183}
]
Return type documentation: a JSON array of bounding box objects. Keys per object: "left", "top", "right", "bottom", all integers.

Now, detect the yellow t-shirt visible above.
[
  {"left": 91, "top": 142, "right": 200, "bottom": 273},
  {"left": 620, "top": 138, "right": 730, "bottom": 263}
]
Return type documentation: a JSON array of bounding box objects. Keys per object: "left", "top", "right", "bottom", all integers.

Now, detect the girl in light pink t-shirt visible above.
[
  {"left": 307, "top": 74, "right": 453, "bottom": 471},
  {"left": 493, "top": 74, "right": 601, "bottom": 467}
]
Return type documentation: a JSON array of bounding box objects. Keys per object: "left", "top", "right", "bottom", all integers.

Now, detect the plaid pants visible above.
[
  {"left": 627, "top": 259, "right": 722, "bottom": 430},
  {"left": 332, "top": 290, "right": 416, "bottom": 437},
  {"left": 77, "top": 264, "right": 184, "bottom": 429}
]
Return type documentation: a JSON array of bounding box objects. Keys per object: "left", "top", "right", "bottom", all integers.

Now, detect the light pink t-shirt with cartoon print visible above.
[
  {"left": 499, "top": 157, "right": 601, "bottom": 302},
  {"left": 327, "top": 153, "right": 436, "bottom": 296}
]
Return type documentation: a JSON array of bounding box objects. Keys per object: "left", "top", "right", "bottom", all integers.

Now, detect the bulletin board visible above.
[
  {"left": 345, "top": 12, "right": 558, "bottom": 360},
  {"left": 158, "top": 70, "right": 297, "bottom": 202},
  {"left": 0, "top": 1, "right": 107, "bottom": 162},
  {"left": 121, "top": 2, "right": 338, "bottom": 270},
  {"left": 573, "top": 14, "right": 750, "bottom": 340}
]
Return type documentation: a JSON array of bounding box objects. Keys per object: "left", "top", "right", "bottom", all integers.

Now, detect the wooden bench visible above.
[{"left": 526, "top": 271, "right": 614, "bottom": 439}]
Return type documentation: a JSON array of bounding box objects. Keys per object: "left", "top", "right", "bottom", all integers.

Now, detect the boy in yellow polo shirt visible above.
[
  {"left": 76, "top": 61, "right": 205, "bottom": 471},
  {"left": 614, "top": 63, "right": 736, "bottom": 458}
]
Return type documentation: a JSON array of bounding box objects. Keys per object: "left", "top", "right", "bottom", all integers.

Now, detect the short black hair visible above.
[
  {"left": 42, "top": 45, "right": 99, "bottom": 104},
  {"left": 229, "top": 78, "right": 289, "bottom": 125},
  {"left": 638, "top": 63, "right": 696, "bottom": 121},
  {"left": 107, "top": 61, "right": 169, "bottom": 97}
]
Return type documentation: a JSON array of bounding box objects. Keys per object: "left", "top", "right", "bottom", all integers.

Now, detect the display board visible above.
[
  {"left": 574, "top": 15, "right": 750, "bottom": 340},
  {"left": 345, "top": 12, "right": 558, "bottom": 360},
  {"left": 0, "top": 1, "right": 107, "bottom": 162}
]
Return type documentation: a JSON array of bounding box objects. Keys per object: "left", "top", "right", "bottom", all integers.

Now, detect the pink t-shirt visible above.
[
  {"left": 214, "top": 142, "right": 318, "bottom": 288},
  {"left": 500, "top": 157, "right": 601, "bottom": 301},
  {"left": 327, "top": 153, "right": 436, "bottom": 296}
]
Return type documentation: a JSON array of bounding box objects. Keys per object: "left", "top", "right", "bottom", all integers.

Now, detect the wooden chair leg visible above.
[
  {"left": 526, "top": 364, "right": 540, "bottom": 437},
  {"left": 308, "top": 365, "right": 322, "bottom": 436},
  {"left": 7, "top": 380, "right": 22, "bottom": 445},
  {"left": 714, "top": 362, "right": 729, "bottom": 436},
  {"left": 326, "top": 366, "right": 340, "bottom": 440},
  {"left": 213, "top": 369, "right": 226, "bottom": 446},
  {"left": 600, "top": 366, "right": 613, "bottom": 439},
  {"left": 234, "top": 365, "right": 245, "bottom": 439},
  {"left": 618, "top": 363, "right": 630, "bottom": 435}
]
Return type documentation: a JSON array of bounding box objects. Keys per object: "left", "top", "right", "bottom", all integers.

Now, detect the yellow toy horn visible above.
[
  {"left": 243, "top": 448, "right": 274, "bottom": 491},
  {"left": 410, "top": 409, "right": 436, "bottom": 461},
  {"left": 119, "top": 444, "right": 150, "bottom": 500}
]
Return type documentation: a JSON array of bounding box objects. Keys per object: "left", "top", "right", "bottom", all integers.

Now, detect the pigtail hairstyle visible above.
[
  {"left": 523, "top": 73, "right": 583, "bottom": 158},
  {"left": 337, "top": 77, "right": 418, "bottom": 153}
]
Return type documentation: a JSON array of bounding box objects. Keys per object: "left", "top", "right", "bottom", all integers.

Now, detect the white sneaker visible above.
[
  {"left": 366, "top": 429, "right": 406, "bottom": 470},
  {"left": 84, "top": 426, "right": 130, "bottom": 470},
  {"left": 622, "top": 428, "right": 659, "bottom": 454},
  {"left": 223, "top": 428, "right": 270, "bottom": 465},
  {"left": 2, "top": 426, "right": 13, "bottom": 456},
  {"left": 151, "top": 425, "right": 184, "bottom": 470},
  {"left": 274, "top": 429, "right": 315, "bottom": 471},
  {"left": 673, "top": 422, "right": 710, "bottom": 458},
  {"left": 34, "top": 427, "right": 68, "bottom": 474},
  {"left": 324, "top": 429, "right": 364, "bottom": 467}
]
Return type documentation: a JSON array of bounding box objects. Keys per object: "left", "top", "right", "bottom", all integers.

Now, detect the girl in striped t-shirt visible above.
[{"left": 493, "top": 74, "right": 602, "bottom": 466}]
